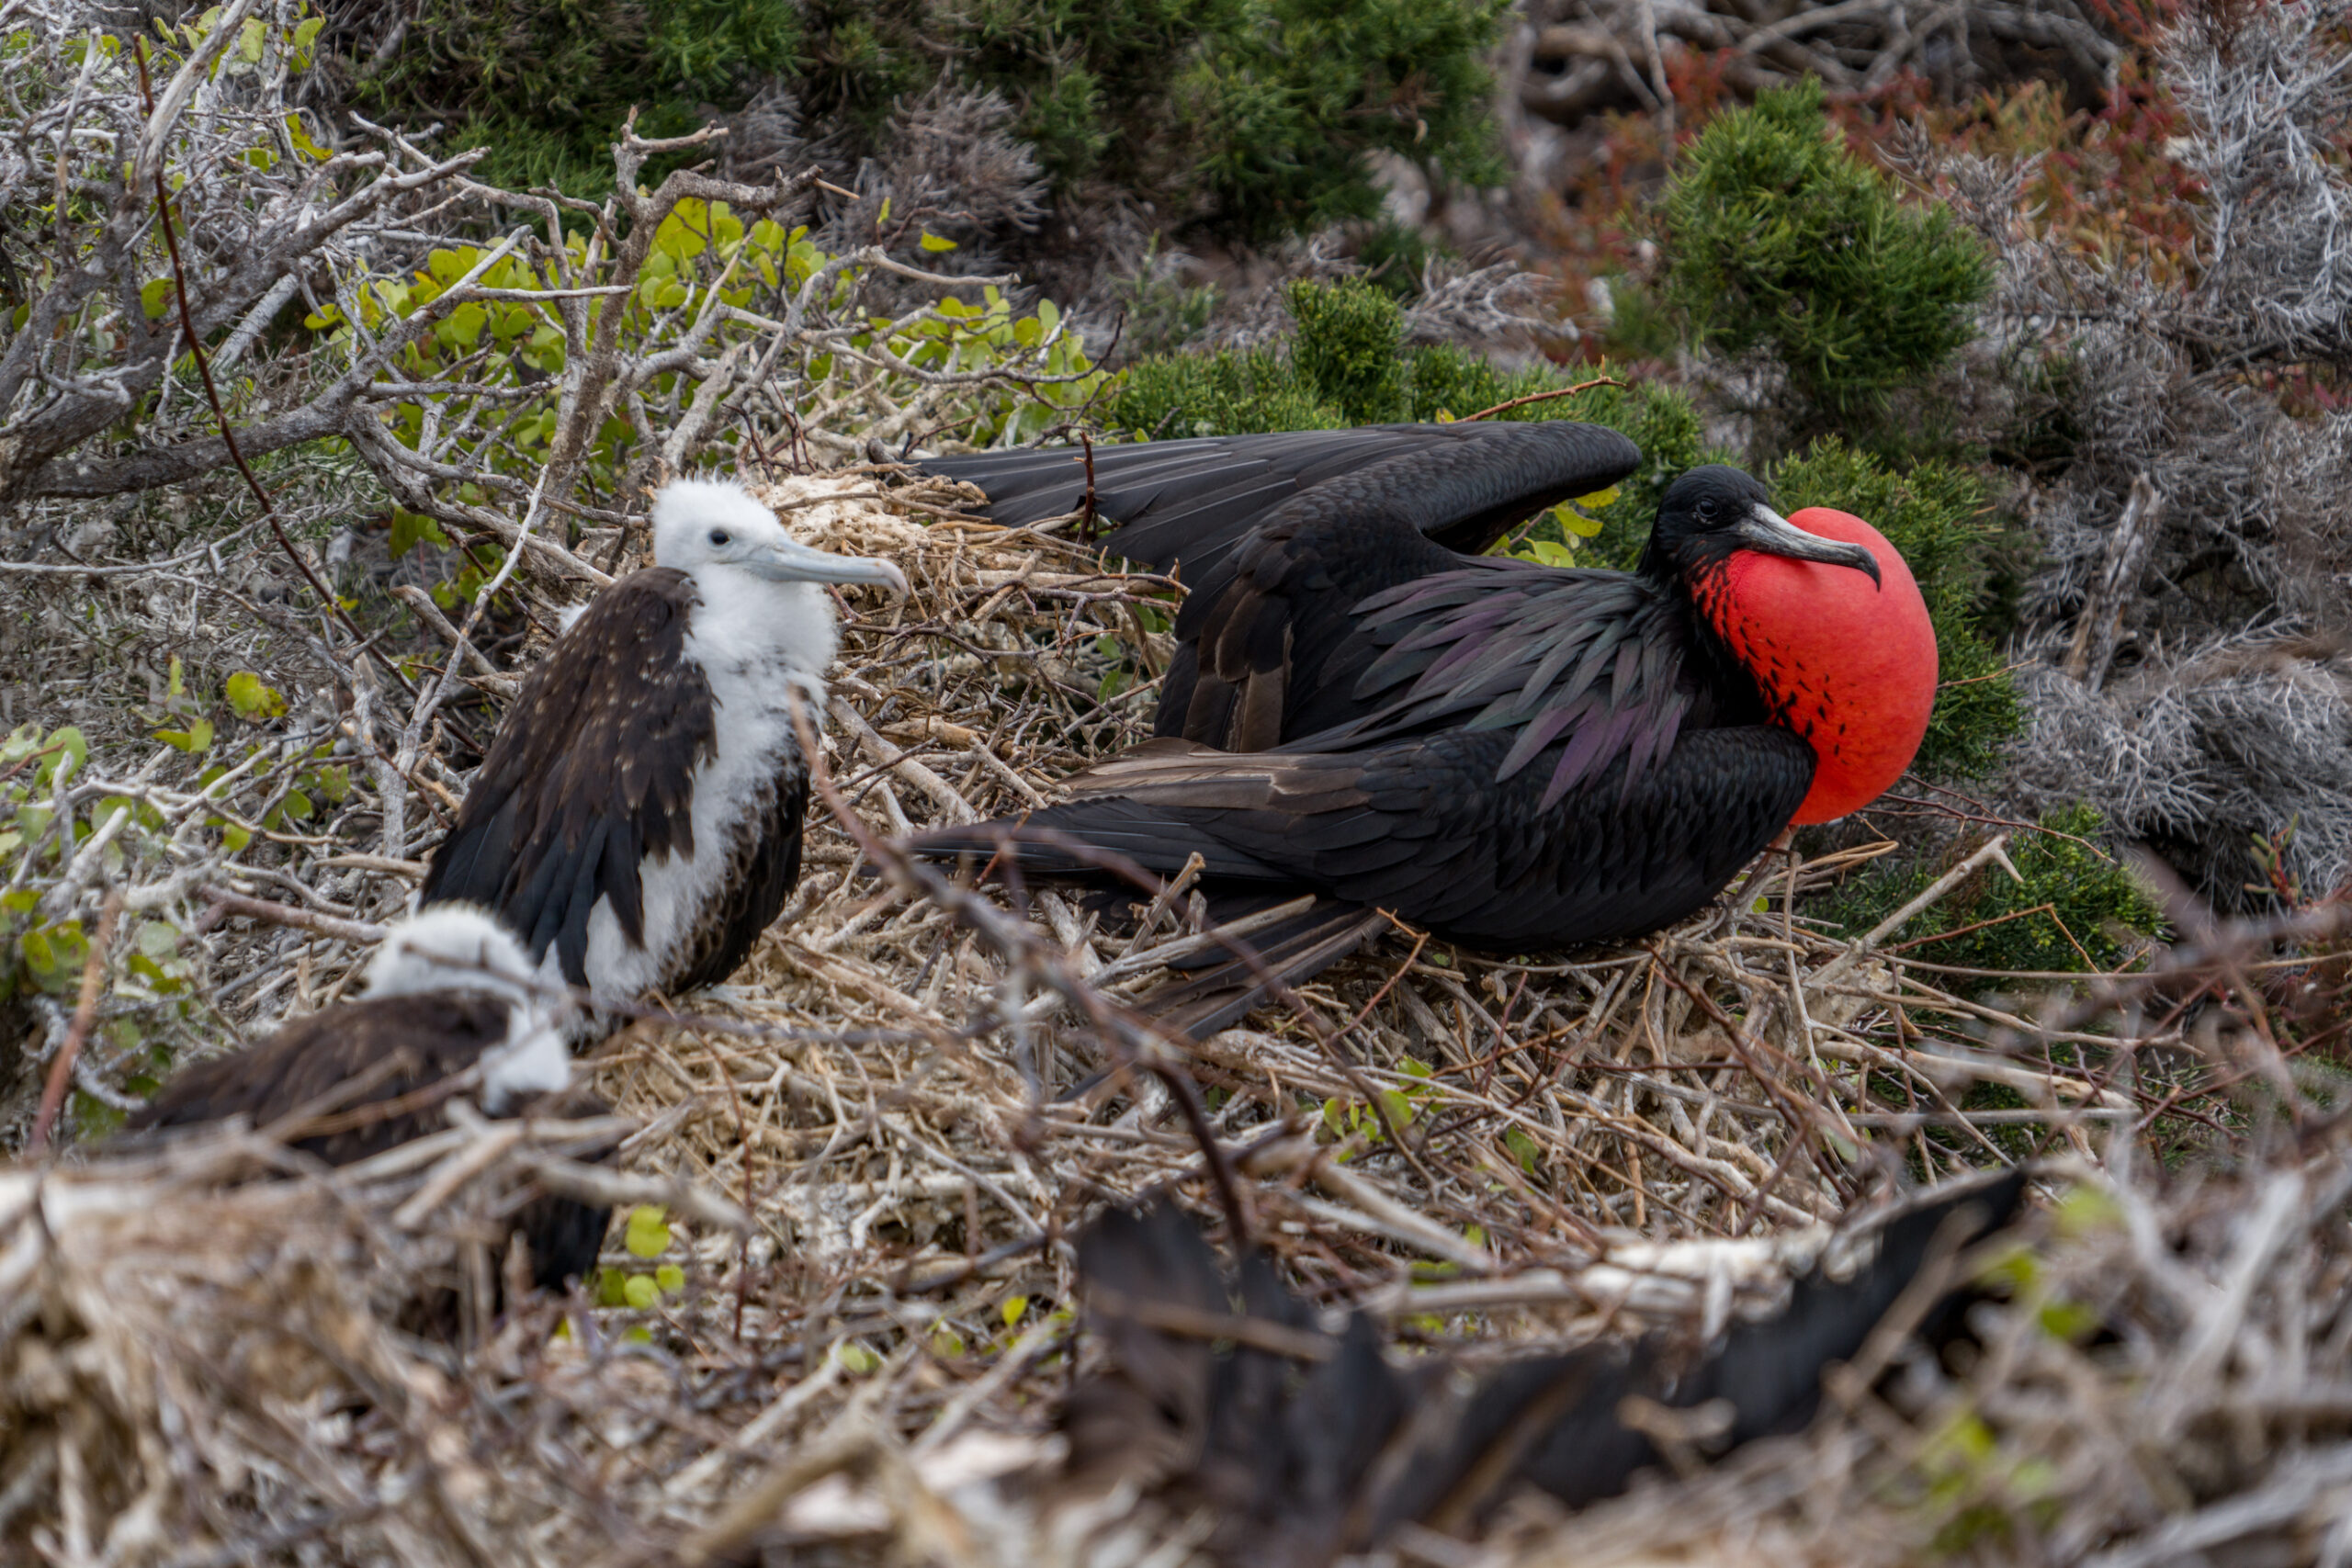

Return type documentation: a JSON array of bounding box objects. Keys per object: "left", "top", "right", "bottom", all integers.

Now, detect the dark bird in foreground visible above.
[
  {"left": 421, "top": 479, "right": 907, "bottom": 1013},
  {"left": 125, "top": 906, "right": 611, "bottom": 1296},
  {"left": 1062, "top": 1175, "right": 2025, "bottom": 1566},
  {"left": 913, "top": 424, "right": 1938, "bottom": 1032}
]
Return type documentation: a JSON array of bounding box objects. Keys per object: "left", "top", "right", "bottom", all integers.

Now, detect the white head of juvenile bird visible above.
[
  {"left": 365, "top": 904, "right": 572, "bottom": 1112},
  {"left": 650, "top": 479, "right": 909, "bottom": 684}
]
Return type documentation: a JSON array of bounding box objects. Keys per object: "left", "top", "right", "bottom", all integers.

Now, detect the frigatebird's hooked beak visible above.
[
  {"left": 1730, "top": 502, "right": 1882, "bottom": 587},
  {"left": 743, "top": 538, "right": 910, "bottom": 596}
]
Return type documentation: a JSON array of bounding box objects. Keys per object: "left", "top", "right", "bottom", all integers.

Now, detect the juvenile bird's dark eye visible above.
[{"left": 708, "top": 529, "right": 729, "bottom": 546}]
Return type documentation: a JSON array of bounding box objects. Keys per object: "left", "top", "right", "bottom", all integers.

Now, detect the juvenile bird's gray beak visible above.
[
  {"left": 748, "top": 539, "right": 910, "bottom": 596},
  {"left": 1731, "top": 502, "right": 1882, "bottom": 587}
]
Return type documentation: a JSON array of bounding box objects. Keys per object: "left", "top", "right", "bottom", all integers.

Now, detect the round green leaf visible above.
[{"left": 623, "top": 1204, "right": 671, "bottom": 1258}]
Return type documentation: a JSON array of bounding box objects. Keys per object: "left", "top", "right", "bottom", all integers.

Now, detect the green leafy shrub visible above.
[
  {"left": 356, "top": 0, "right": 1507, "bottom": 242},
  {"left": 1828, "top": 805, "right": 2165, "bottom": 977},
  {"left": 1767, "top": 439, "right": 2022, "bottom": 779},
  {"left": 1166, "top": 0, "right": 1508, "bottom": 239},
  {"left": 1112, "top": 243, "right": 1227, "bottom": 358},
  {"left": 596, "top": 1204, "right": 688, "bottom": 1322},
  {"left": 1657, "top": 78, "right": 1992, "bottom": 441},
  {"left": 357, "top": 0, "right": 802, "bottom": 198},
  {"left": 1285, "top": 280, "right": 1409, "bottom": 425},
  {"left": 0, "top": 724, "right": 214, "bottom": 1138},
  {"left": 1354, "top": 218, "right": 1453, "bottom": 300},
  {"left": 305, "top": 198, "right": 1102, "bottom": 541}
]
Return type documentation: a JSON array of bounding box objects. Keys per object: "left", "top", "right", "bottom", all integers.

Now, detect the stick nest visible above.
[{"left": 6, "top": 474, "right": 2350, "bottom": 1566}]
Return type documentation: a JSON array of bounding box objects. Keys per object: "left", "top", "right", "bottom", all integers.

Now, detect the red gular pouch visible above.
[{"left": 1705, "top": 506, "right": 1938, "bottom": 825}]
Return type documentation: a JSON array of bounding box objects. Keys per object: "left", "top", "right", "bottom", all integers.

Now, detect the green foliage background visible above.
[
  {"left": 359, "top": 0, "right": 802, "bottom": 197},
  {"left": 353, "top": 0, "right": 1508, "bottom": 240},
  {"left": 1824, "top": 804, "right": 2165, "bottom": 977},
  {"left": 1655, "top": 78, "right": 1993, "bottom": 446}
]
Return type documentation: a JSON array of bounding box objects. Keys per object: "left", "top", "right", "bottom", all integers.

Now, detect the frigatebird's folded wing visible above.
[
  {"left": 124, "top": 992, "right": 517, "bottom": 1166},
  {"left": 1164, "top": 525, "right": 1702, "bottom": 771},
  {"left": 922, "top": 421, "right": 1639, "bottom": 581},
  {"left": 420, "top": 570, "right": 715, "bottom": 987},
  {"left": 124, "top": 985, "right": 618, "bottom": 1297},
  {"left": 906, "top": 725, "right": 1811, "bottom": 956}
]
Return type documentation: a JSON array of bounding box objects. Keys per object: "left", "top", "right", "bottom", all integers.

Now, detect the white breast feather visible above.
[{"left": 481, "top": 1010, "right": 574, "bottom": 1112}]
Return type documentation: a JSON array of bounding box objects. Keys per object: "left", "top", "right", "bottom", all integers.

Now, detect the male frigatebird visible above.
[
  {"left": 421, "top": 479, "right": 907, "bottom": 1015},
  {"left": 911, "top": 424, "right": 1937, "bottom": 1029},
  {"left": 125, "top": 906, "right": 612, "bottom": 1297}
]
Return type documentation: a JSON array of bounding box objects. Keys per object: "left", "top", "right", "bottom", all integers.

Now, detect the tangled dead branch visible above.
[
  {"left": 1508, "top": 0, "right": 2121, "bottom": 139},
  {"left": 1879, "top": 0, "right": 2352, "bottom": 904}
]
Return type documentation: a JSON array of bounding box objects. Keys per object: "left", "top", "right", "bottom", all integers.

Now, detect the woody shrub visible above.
[
  {"left": 1656, "top": 78, "right": 1993, "bottom": 449},
  {"left": 345, "top": 0, "right": 1508, "bottom": 243}
]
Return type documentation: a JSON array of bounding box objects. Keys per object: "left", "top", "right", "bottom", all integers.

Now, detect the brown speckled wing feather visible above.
[
  {"left": 128, "top": 998, "right": 616, "bottom": 1292},
  {"left": 667, "top": 765, "right": 808, "bottom": 993},
  {"left": 420, "top": 570, "right": 716, "bottom": 984},
  {"left": 126, "top": 993, "right": 514, "bottom": 1165}
]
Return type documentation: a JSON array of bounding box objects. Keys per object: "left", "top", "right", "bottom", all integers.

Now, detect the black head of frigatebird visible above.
[
  {"left": 1636, "top": 465, "right": 1946, "bottom": 823},
  {"left": 1636, "top": 465, "right": 1882, "bottom": 589}
]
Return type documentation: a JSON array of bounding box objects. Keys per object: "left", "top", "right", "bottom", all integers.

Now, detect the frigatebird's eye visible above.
[
  {"left": 1695, "top": 499, "right": 1721, "bottom": 523},
  {"left": 708, "top": 529, "right": 729, "bottom": 546}
]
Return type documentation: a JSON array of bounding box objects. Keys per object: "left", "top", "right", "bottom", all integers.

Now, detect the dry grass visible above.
[{"left": 4, "top": 478, "right": 2350, "bottom": 1565}]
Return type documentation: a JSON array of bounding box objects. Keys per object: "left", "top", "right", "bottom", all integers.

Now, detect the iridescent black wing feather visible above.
[
  {"left": 924, "top": 421, "right": 1639, "bottom": 581},
  {"left": 910, "top": 725, "right": 1811, "bottom": 953},
  {"left": 931, "top": 423, "right": 1644, "bottom": 757},
  {"left": 1142, "top": 426, "right": 1644, "bottom": 749},
  {"left": 420, "top": 570, "right": 715, "bottom": 985},
  {"left": 1312, "top": 561, "right": 1711, "bottom": 807}
]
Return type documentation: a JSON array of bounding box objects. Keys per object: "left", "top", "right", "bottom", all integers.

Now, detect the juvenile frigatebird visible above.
[
  {"left": 421, "top": 479, "right": 908, "bottom": 1013},
  {"left": 125, "top": 905, "right": 612, "bottom": 1295},
  {"left": 911, "top": 425, "right": 1937, "bottom": 1029},
  {"left": 1062, "top": 1174, "right": 2024, "bottom": 1565}
]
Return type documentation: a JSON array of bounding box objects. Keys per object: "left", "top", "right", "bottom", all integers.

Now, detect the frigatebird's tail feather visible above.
[
  {"left": 903, "top": 740, "right": 1309, "bottom": 882},
  {"left": 1134, "top": 898, "right": 1390, "bottom": 1039},
  {"left": 1692, "top": 1167, "right": 2029, "bottom": 1448},
  {"left": 1475, "top": 1168, "right": 2030, "bottom": 1518},
  {"left": 905, "top": 806, "right": 1292, "bottom": 883},
  {"left": 909, "top": 795, "right": 1388, "bottom": 1035},
  {"left": 1066, "top": 1178, "right": 2031, "bottom": 1562},
  {"left": 922, "top": 423, "right": 1640, "bottom": 581}
]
